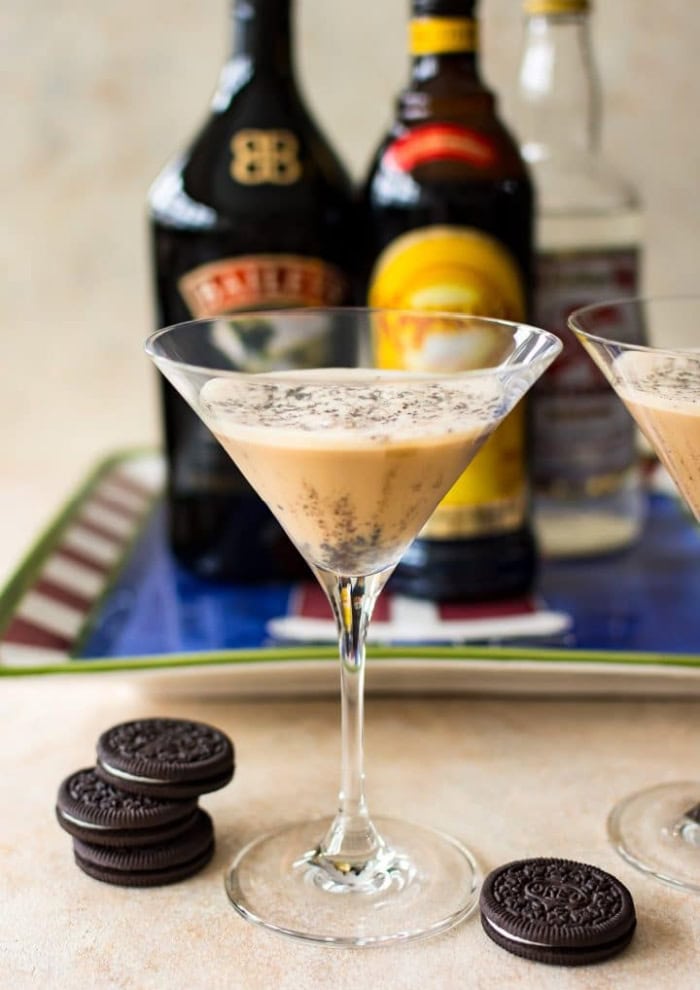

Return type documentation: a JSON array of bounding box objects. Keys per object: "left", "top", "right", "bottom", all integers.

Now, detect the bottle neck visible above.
[
  {"left": 408, "top": 11, "right": 481, "bottom": 86},
  {"left": 516, "top": 10, "right": 600, "bottom": 163},
  {"left": 230, "top": 0, "right": 294, "bottom": 77},
  {"left": 402, "top": 6, "right": 495, "bottom": 122}
]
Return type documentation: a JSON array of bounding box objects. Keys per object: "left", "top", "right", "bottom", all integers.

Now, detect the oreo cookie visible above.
[
  {"left": 480, "top": 858, "right": 636, "bottom": 966},
  {"left": 56, "top": 768, "right": 198, "bottom": 847},
  {"left": 73, "top": 809, "right": 215, "bottom": 887},
  {"left": 95, "top": 718, "right": 234, "bottom": 799}
]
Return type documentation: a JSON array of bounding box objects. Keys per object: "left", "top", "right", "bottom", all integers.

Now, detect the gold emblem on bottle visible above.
[{"left": 230, "top": 129, "right": 302, "bottom": 185}]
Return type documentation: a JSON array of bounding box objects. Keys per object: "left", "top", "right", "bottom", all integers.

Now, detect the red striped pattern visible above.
[
  {"left": 73, "top": 516, "right": 128, "bottom": 544},
  {"left": 108, "top": 471, "right": 154, "bottom": 499},
  {"left": 0, "top": 462, "right": 160, "bottom": 659},
  {"left": 92, "top": 492, "right": 144, "bottom": 519},
  {"left": 33, "top": 576, "right": 92, "bottom": 612},
  {"left": 52, "top": 546, "right": 111, "bottom": 576},
  {"left": 3, "top": 616, "right": 73, "bottom": 652}
]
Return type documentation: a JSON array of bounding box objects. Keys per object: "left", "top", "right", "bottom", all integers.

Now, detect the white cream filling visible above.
[
  {"left": 484, "top": 915, "right": 554, "bottom": 948},
  {"left": 99, "top": 759, "right": 166, "bottom": 785},
  {"left": 59, "top": 809, "right": 110, "bottom": 830}
]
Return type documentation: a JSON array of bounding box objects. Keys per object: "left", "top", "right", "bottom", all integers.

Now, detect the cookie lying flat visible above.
[
  {"left": 480, "top": 858, "right": 636, "bottom": 966},
  {"left": 56, "top": 768, "right": 198, "bottom": 847},
  {"left": 73, "top": 809, "right": 215, "bottom": 887},
  {"left": 95, "top": 718, "right": 234, "bottom": 799}
]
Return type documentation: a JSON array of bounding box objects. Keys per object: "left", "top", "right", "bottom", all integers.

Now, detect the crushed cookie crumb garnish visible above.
[{"left": 200, "top": 369, "right": 505, "bottom": 441}]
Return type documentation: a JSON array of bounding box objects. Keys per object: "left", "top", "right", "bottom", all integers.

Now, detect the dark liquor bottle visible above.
[
  {"left": 149, "top": 0, "right": 355, "bottom": 581},
  {"left": 362, "top": 0, "right": 536, "bottom": 600}
]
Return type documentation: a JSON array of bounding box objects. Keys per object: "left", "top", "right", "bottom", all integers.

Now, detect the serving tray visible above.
[{"left": 2, "top": 450, "right": 700, "bottom": 698}]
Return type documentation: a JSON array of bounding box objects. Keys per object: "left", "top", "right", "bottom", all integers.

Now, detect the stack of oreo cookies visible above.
[{"left": 56, "top": 718, "right": 234, "bottom": 887}]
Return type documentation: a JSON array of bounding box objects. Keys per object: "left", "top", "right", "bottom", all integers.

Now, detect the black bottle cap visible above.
[{"left": 412, "top": 0, "right": 477, "bottom": 17}]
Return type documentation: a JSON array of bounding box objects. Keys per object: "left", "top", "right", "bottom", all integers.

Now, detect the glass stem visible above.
[{"left": 313, "top": 567, "right": 393, "bottom": 874}]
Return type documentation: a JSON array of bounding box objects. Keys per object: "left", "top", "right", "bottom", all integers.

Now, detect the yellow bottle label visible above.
[
  {"left": 368, "top": 226, "right": 528, "bottom": 539},
  {"left": 368, "top": 227, "right": 526, "bottom": 323},
  {"left": 523, "top": 0, "right": 589, "bottom": 15},
  {"left": 409, "top": 17, "right": 478, "bottom": 56}
]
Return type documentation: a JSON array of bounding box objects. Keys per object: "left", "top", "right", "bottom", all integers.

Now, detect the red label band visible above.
[{"left": 383, "top": 124, "right": 497, "bottom": 172}]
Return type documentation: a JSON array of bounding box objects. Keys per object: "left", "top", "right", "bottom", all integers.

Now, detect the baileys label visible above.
[{"left": 178, "top": 255, "right": 347, "bottom": 318}]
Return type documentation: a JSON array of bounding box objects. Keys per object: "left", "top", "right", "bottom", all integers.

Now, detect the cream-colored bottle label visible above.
[
  {"left": 178, "top": 255, "right": 347, "bottom": 317},
  {"left": 368, "top": 225, "right": 528, "bottom": 539}
]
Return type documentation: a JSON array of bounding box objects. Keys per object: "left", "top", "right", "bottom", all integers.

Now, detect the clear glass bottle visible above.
[{"left": 512, "top": 0, "right": 647, "bottom": 558}]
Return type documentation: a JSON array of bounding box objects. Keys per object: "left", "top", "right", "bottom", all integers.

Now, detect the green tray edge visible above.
[{"left": 3, "top": 643, "right": 700, "bottom": 679}]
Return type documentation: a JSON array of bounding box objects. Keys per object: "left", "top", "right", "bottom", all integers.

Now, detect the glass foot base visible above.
[
  {"left": 225, "top": 816, "right": 480, "bottom": 946},
  {"left": 608, "top": 781, "right": 700, "bottom": 893}
]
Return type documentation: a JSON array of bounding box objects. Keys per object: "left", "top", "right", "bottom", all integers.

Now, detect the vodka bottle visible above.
[{"left": 512, "top": 0, "right": 646, "bottom": 558}]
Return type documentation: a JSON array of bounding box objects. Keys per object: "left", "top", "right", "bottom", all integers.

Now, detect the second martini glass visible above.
[
  {"left": 146, "top": 308, "right": 561, "bottom": 945},
  {"left": 571, "top": 295, "right": 700, "bottom": 894}
]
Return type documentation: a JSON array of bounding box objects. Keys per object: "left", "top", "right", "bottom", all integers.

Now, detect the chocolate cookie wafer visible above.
[
  {"left": 95, "top": 718, "right": 234, "bottom": 799},
  {"left": 73, "top": 809, "right": 215, "bottom": 887},
  {"left": 56, "top": 768, "right": 198, "bottom": 847},
  {"left": 480, "top": 858, "right": 636, "bottom": 966}
]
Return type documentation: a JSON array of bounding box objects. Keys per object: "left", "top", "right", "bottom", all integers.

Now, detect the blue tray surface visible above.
[{"left": 80, "top": 494, "right": 700, "bottom": 660}]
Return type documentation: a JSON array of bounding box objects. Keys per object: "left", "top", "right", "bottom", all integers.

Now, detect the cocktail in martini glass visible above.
[
  {"left": 146, "top": 308, "right": 561, "bottom": 945},
  {"left": 571, "top": 295, "right": 700, "bottom": 894}
]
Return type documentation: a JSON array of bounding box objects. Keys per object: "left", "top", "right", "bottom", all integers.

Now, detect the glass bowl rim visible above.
[
  {"left": 145, "top": 306, "right": 562, "bottom": 380},
  {"left": 569, "top": 293, "right": 700, "bottom": 358}
]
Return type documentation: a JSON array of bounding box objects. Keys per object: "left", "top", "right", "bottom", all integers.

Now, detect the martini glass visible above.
[
  {"left": 146, "top": 307, "right": 561, "bottom": 945},
  {"left": 571, "top": 295, "right": 700, "bottom": 893}
]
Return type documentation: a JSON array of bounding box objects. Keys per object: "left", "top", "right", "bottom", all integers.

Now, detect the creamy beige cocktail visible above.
[
  {"left": 200, "top": 369, "right": 503, "bottom": 574},
  {"left": 616, "top": 351, "right": 700, "bottom": 520}
]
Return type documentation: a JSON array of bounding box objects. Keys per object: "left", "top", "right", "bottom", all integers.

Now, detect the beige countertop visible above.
[
  {"left": 4, "top": 0, "right": 700, "bottom": 983},
  {"left": 2, "top": 669, "right": 698, "bottom": 988}
]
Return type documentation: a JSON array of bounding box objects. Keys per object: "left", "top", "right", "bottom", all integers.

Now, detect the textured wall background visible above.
[{"left": 3, "top": 0, "right": 699, "bottom": 483}]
